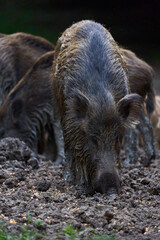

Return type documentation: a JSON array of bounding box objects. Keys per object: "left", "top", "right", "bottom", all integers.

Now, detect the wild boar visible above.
[
  {"left": 0, "top": 51, "right": 64, "bottom": 163},
  {"left": 151, "top": 95, "right": 160, "bottom": 148},
  {"left": 0, "top": 32, "right": 54, "bottom": 106},
  {"left": 121, "top": 49, "right": 155, "bottom": 166},
  {"left": 52, "top": 20, "right": 143, "bottom": 194}
]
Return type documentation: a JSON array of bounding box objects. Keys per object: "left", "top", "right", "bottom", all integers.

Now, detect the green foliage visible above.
[
  {"left": 35, "top": 219, "right": 41, "bottom": 228},
  {"left": 57, "top": 224, "right": 116, "bottom": 240},
  {"left": 26, "top": 213, "right": 32, "bottom": 224},
  {"left": 0, "top": 226, "right": 37, "bottom": 240},
  {"left": 0, "top": 219, "right": 47, "bottom": 240},
  {"left": 92, "top": 235, "right": 116, "bottom": 240},
  {"left": 63, "top": 224, "right": 78, "bottom": 239},
  {"left": 0, "top": 220, "right": 116, "bottom": 240}
]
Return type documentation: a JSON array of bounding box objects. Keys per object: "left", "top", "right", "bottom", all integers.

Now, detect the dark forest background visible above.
[{"left": 0, "top": 0, "right": 160, "bottom": 63}]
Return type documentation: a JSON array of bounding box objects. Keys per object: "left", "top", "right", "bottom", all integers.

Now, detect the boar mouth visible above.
[{"left": 91, "top": 171, "right": 121, "bottom": 195}]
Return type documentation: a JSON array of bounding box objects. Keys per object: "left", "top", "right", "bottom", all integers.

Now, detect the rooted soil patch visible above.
[{"left": 0, "top": 138, "right": 159, "bottom": 239}]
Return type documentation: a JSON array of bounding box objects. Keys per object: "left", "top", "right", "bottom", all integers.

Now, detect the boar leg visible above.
[
  {"left": 124, "top": 128, "right": 138, "bottom": 165},
  {"left": 63, "top": 147, "right": 76, "bottom": 183},
  {"left": 53, "top": 119, "right": 65, "bottom": 165},
  {"left": 137, "top": 114, "right": 155, "bottom": 166}
]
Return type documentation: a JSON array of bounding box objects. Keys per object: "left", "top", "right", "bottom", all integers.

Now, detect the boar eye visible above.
[{"left": 91, "top": 137, "right": 98, "bottom": 147}]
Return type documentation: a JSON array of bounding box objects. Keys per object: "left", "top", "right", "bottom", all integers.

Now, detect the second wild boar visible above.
[
  {"left": 151, "top": 95, "right": 160, "bottom": 148},
  {"left": 0, "top": 32, "right": 54, "bottom": 106},
  {"left": 121, "top": 48, "right": 155, "bottom": 166},
  {"left": 0, "top": 51, "right": 64, "bottom": 163}
]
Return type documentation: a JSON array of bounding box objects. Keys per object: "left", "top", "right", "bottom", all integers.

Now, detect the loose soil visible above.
[{"left": 0, "top": 137, "right": 159, "bottom": 240}]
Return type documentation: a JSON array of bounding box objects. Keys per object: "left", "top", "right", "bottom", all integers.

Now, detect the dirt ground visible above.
[{"left": 0, "top": 137, "right": 159, "bottom": 240}]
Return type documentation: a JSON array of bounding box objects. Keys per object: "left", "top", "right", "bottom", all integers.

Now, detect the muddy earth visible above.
[{"left": 0, "top": 137, "right": 159, "bottom": 240}]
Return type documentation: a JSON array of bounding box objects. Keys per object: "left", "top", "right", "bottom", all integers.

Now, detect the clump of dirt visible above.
[{"left": 0, "top": 137, "right": 159, "bottom": 239}]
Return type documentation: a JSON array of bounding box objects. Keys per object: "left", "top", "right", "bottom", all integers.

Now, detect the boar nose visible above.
[{"left": 94, "top": 172, "right": 121, "bottom": 195}]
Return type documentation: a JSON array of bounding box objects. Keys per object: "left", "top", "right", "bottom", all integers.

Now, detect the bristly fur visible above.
[
  {"left": 0, "top": 32, "right": 54, "bottom": 106},
  {"left": 53, "top": 20, "right": 129, "bottom": 118},
  {"left": 52, "top": 20, "right": 143, "bottom": 193},
  {"left": 0, "top": 51, "right": 55, "bottom": 151},
  {"left": 120, "top": 48, "right": 155, "bottom": 116},
  {"left": 117, "top": 93, "right": 144, "bottom": 128},
  {"left": 151, "top": 96, "right": 160, "bottom": 148}
]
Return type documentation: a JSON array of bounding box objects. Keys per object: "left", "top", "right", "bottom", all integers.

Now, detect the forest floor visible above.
[{"left": 0, "top": 137, "right": 159, "bottom": 240}]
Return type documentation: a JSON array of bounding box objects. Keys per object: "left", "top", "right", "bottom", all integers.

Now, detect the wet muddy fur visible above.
[
  {"left": 53, "top": 20, "right": 143, "bottom": 194},
  {"left": 0, "top": 32, "right": 54, "bottom": 106},
  {"left": 0, "top": 51, "right": 64, "bottom": 163}
]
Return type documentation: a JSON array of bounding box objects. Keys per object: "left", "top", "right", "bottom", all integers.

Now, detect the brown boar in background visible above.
[
  {"left": 150, "top": 96, "right": 160, "bottom": 148},
  {"left": 121, "top": 48, "right": 155, "bottom": 115},
  {"left": 120, "top": 48, "right": 155, "bottom": 166},
  {"left": 0, "top": 32, "right": 54, "bottom": 106},
  {"left": 0, "top": 51, "right": 64, "bottom": 163},
  {"left": 52, "top": 20, "right": 143, "bottom": 194}
]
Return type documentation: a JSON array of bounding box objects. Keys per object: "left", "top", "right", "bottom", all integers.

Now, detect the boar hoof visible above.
[
  {"left": 143, "top": 153, "right": 155, "bottom": 167},
  {"left": 123, "top": 158, "right": 132, "bottom": 166},
  {"left": 63, "top": 170, "right": 74, "bottom": 183},
  {"left": 54, "top": 155, "right": 65, "bottom": 166}
]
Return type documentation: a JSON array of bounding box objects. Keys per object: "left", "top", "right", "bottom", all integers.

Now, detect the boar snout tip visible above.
[{"left": 93, "top": 172, "right": 121, "bottom": 195}]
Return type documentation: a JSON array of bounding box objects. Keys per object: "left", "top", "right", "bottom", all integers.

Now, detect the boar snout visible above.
[{"left": 93, "top": 171, "right": 121, "bottom": 195}]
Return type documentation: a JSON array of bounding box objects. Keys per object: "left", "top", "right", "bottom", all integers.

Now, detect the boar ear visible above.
[
  {"left": 11, "top": 99, "right": 24, "bottom": 124},
  {"left": 117, "top": 93, "right": 143, "bottom": 128},
  {"left": 71, "top": 91, "right": 89, "bottom": 119}
]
